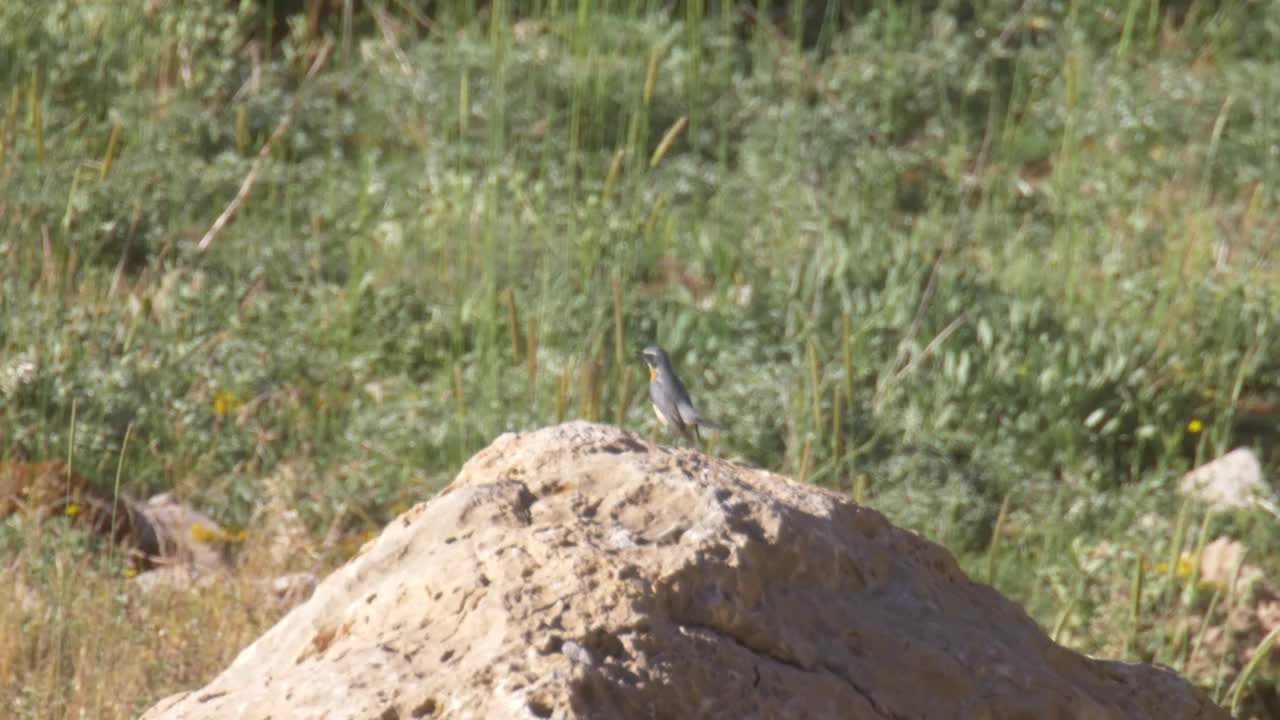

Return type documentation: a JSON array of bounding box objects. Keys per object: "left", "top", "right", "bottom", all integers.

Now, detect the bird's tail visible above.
[{"left": 695, "top": 416, "right": 722, "bottom": 431}]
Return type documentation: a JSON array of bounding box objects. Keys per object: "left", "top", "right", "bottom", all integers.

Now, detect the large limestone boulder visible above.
[{"left": 142, "top": 422, "right": 1226, "bottom": 719}]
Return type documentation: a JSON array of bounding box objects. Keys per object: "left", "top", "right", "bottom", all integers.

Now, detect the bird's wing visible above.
[
  {"left": 651, "top": 380, "right": 686, "bottom": 429},
  {"left": 677, "top": 399, "right": 720, "bottom": 430}
]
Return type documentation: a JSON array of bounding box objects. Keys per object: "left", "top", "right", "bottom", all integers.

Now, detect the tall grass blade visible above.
[
  {"left": 1125, "top": 555, "right": 1145, "bottom": 658},
  {"left": 797, "top": 439, "right": 813, "bottom": 484},
  {"left": 985, "top": 494, "right": 1010, "bottom": 585},
  {"left": 643, "top": 43, "right": 664, "bottom": 108},
  {"left": 615, "top": 368, "right": 632, "bottom": 428},
  {"left": 649, "top": 115, "right": 687, "bottom": 169},
  {"left": 452, "top": 365, "right": 466, "bottom": 419},
  {"left": 29, "top": 67, "right": 43, "bottom": 165},
  {"left": 1186, "top": 586, "right": 1221, "bottom": 673},
  {"left": 108, "top": 422, "right": 134, "bottom": 569},
  {"left": 1213, "top": 547, "right": 1251, "bottom": 702},
  {"left": 807, "top": 338, "right": 822, "bottom": 440},
  {"left": 1116, "top": 0, "right": 1142, "bottom": 59},
  {"left": 1166, "top": 498, "right": 1191, "bottom": 604},
  {"left": 1228, "top": 624, "right": 1280, "bottom": 715},
  {"left": 62, "top": 166, "right": 82, "bottom": 232},
  {"left": 100, "top": 121, "right": 123, "bottom": 180},
  {"left": 65, "top": 398, "right": 78, "bottom": 499},
  {"left": 830, "top": 385, "right": 842, "bottom": 462},
  {"left": 556, "top": 366, "right": 570, "bottom": 423},
  {"left": 236, "top": 105, "right": 248, "bottom": 152},
  {"left": 1052, "top": 594, "right": 1078, "bottom": 643},
  {"left": 527, "top": 317, "right": 539, "bottom": 405},
  {"left": 612, "top": 276, "right": 625, "bottom": 368},
  {"left": 602, "top": 148, "right": 624, "bottom": 202},
  {"left": 842, "top": 311, "right": 854, "bottom": 403},
  {"left": 505, "top": 288, "right": 522, "bottom": 364},
  {"left": 1182, "top": 511, "right": 1213, "bottom": 606}
]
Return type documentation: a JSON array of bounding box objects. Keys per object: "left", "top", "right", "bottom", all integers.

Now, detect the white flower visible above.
[{"left": 0, "top": 355, "right": 37, "bottom": 396}]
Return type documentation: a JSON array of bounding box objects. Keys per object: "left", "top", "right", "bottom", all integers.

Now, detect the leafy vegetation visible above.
[{"left": 2, "top": 0, "right": 1279, "bottom": 716}]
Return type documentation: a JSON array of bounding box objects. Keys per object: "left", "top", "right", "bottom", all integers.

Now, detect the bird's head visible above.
[{"left": 641, "top": 346, "right": 668, "bottom": 381}]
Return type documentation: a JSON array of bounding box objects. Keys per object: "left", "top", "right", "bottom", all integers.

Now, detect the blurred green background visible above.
[{"left": 2, "top": 0, "right": 1279, "bottom": 716}]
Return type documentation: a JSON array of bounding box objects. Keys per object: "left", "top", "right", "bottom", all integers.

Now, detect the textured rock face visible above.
[{"left": 143, "top": 422, "right": 1226, "bottom": 720}]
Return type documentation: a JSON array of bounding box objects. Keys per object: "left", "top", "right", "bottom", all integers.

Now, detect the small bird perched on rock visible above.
[{"left": 641, "top": 345, "right": 721, "bottom": 445}]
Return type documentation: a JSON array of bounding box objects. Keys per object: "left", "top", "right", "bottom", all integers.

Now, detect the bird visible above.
[{"left": 641, "top": 345, "right": 721, "bottom": 445}]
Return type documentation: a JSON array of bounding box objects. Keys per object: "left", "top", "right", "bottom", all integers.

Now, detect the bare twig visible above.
[
  {"left": 735, "top": 2, "right": 823, "bottom": 96},
  {"left": 894, "top": 313, "right": 969, "bottom": 383},
  {"left": 389, "top": 0, "right": 436, "bottom": 33},
  {"left": 197, "top": 38, "right": 334, "bottom": 254},
  {"left": 876, "top": 247, "right": 948, "bottom": 410},
  {"left": 898, "top": 249, "right": 946, "bottom": 372},
  {"left": 371, "top": 6, "right": 414, "bottom": 79}
]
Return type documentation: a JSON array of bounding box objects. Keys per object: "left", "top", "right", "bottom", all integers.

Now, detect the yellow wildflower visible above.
[
  {"left": 214, "top": 390, "right": 246, "bottom": 417},
  {"left": 64, "top": 503, "right": 82, "bottom": 517},
  {"left": 192, "top": 522, "right": 247, "bottom": 544},
  {"left": 1176, "top": 556, "right": 1194, "bottom": 577},
  {"left": 1155, "top": 555, "right": 1195, "bottom": 578},
  {"left": 1187, "top": 419, "right": 1204, "bottom": 434}
]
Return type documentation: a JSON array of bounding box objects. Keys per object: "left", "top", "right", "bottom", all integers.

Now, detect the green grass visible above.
[{"left": 3, "top": 0, "right": 1280, "bottom": 716}]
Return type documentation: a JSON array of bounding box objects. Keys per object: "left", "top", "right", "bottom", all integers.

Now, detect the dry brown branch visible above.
[
  {"left": 894, "top": 313, "right": 969, "bottom": 383},
  {"left": 197, "top": 38, "right": 335, "bottom": 254},
  {"left": 372, "top": 6, "right": 414, "bottom": 79}
]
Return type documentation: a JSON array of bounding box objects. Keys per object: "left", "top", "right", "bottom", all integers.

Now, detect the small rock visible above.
[
  {"left": 266, "top": 572, "right": 319, "bottom": 609},
  {"left": 132, "top": 565, "right": 216, "bottom": 594},
  {"left": 559, "top": 640, "right": 592, "bottom": 665},
  {"left": 1186, "top": 537, "right": 1280, "bottom": 683},
  {"left": 138, "top": 493, "right": 235, "bottom": 574},
  {"left": 1179, "top": 448, "right": 1279, "bottom": 516},
  {"left": 1198, "top": 537, "right": 1253, "bottom": 589}
]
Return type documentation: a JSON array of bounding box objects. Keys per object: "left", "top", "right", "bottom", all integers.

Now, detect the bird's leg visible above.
[{"left": 680, "top": 424, "right": 697, "bottom": 446}]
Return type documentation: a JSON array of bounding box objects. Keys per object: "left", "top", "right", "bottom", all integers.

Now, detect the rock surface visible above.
[
  {"left": 142, "top": 422, "right": 1226, "bottom": 720},
  {"left": 1190, "top": 537, "right": 1280, "bottom": 682},
  {"left": 0, "top": 461, "right": 234, "bottom": 578},
  {"left": 1179, "top": 447, "right": 1279, "bottom": 517},
  {"left": 130, "top": 492, "right": 235, "bottom": 587}
]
